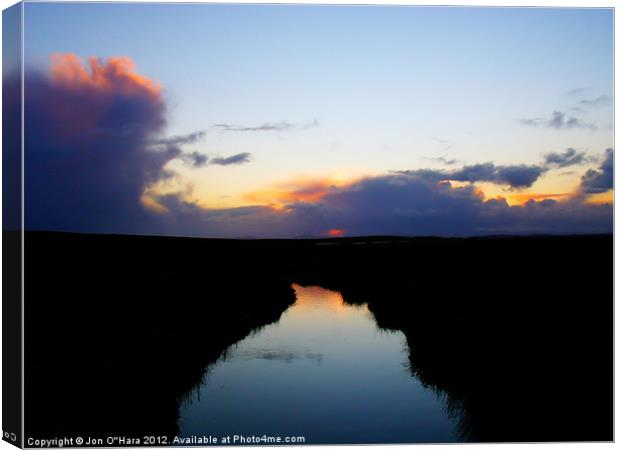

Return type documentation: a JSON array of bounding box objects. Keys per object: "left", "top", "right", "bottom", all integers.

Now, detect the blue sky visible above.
[{"left": 16, "top": 3, "right": 614, "bottom": 237}]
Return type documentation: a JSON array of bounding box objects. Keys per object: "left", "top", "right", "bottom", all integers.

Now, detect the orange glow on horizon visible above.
[
  {"left": 502, "top": 192, "right": 572, "bottom": 205},
  {"left": 243, "top": 176, "right": 358, "bottom": 209},
  {"left": 327, "top": 228, "right": 345, "bottom": 237},
  {"left": 237, "top": 176, "right": 582, "bottom": 211},
  {"left": 149, "top": 152, "right": 615, "bottom": 213},
  {"left": 245, "top": 184, "right": 328, "bottom": 205},
  {"left": 584, "top": 191, "right": 614, "bottom": 205}
]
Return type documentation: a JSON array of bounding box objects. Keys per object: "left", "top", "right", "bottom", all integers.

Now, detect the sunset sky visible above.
[{"left": 14, "top": 3, "right": 614, "bottom": 237}]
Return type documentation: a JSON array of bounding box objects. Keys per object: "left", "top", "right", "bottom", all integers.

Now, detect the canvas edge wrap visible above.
[{"left": 3, "top": 2, "right": 24, "bottom": 448}]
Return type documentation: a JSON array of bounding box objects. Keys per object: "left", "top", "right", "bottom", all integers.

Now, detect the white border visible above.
[{"left": 0, "top": 2, "right": 615, "bottom": 450}]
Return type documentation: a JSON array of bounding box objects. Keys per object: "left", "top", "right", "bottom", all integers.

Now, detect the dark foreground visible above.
[{"left": 21, "top": 232, "right": 612, "bottom": 444}]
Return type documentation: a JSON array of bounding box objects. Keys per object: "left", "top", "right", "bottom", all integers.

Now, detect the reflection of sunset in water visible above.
[
  {"left": 284, "top": 284, "right": 373, "bottom": 335},
  {"left": 291, "top": 283, "right": 353, "bottom": 314},
  {"left": 180, "top": 283, "right": 457, "bottom": 443}
]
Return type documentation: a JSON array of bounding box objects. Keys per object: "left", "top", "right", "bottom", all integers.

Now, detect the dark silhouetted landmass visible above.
[{"left": 23, "top": 232, "right": 612, "bottom": 443}]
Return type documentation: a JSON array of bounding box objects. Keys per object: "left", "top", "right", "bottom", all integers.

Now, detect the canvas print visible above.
[{"left": 2, "top": 2, "right": 614, "bottom": 447}]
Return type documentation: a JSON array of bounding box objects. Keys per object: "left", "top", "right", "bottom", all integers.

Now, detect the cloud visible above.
[
  {"left": 150, "top": 131, "right": 253, "bottom": 168},
  {"left": 151, "top": 130, "right": 206, "bottom": 147},
  {"left": 548, "top": 111, "right": 594, "bottom": 130},
  {"left": 543, "top": 148, "right": 589, "bottom": 168},
  {"left": 22, "top": 53, "right": 173, "bottom": 234},
  {"left": 579, "top": 148, "right": 614, "bottom": 194},
  {"left": 184, "top": 151, "right": 209, "bottom": 168},
  {"left": 50, "top": 53, "right": 162, "bottom": 97},
  {"left": 19, "top": 55, "right": 243, "bottom": 232},
  {"left": 150, "top": 130, "right": 209, "bottom": 168},
  {"left": 520, "top": 110, "right": 597, "bottom": 131},
  {"left": 566, "top": 87, "right": 591, "bottom": 96},
  {"left": 401, "top": 163, "right": 546, "bottom": 189},
  {"left": 259, "top": 172, "right": 611, "bottom": 237},
  {"left": 454, "top": 164, "right": 546, "bottom": 189},
  {"left": 214, "top": 119, "right": 318, "bottom": 132},
  {"left": 301, "top": 118, "right": 320, "bottom": 130},
  {"left": 210, "top": 152, "right": 252, "bottom": 166},
  {"left": 579, "top": 95, "right": 612, "bottom": 108},
  {"left": 426, "top": 156, "right": 459, "bottom": 166},
  {"left": 493, "top": 165, "right": 547, "bottom": 188},
  {"left": 215, "top": 122, "right": 293, "bottom": 132},
  {"left": 431, "top": 137, "right": 452, "bottom": 151}
]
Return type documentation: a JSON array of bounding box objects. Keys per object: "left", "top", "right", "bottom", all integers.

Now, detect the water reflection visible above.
[{"left": 179, "top": 284, "right": 458, "bottom": 444}]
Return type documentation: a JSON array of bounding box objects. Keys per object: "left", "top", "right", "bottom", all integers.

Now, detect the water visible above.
[{"left": 178, "top": 284, "right": 458, "bottom": 444}]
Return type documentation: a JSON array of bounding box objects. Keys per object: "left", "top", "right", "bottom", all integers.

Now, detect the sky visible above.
[{"left": 9, "top": 2, "right": 615, "bottom": 237}]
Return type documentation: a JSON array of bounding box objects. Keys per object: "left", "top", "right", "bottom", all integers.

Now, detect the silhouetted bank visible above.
[{"left": 23, "top": 232, "right": 612, "bottom": 443}]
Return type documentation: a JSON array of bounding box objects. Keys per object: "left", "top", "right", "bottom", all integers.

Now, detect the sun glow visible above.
[
  {"left": 501, "top": 192, "right": 573, "bottom": 205},
  {"left": 243, "top": 176, "right": 358, "bottom": 209},
  {"left": 327, "top": 228, "right": 345, "bottom": 237},
  {"left": 584, "top": 191, "right": 614, "bottom": 205}
]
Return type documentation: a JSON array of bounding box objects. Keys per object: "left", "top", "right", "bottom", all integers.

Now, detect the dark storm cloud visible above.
[
  {"left": 520, "top": 111, "right": 597, "bottom": 131},
  {"left": 210, "top": 152, "right": 252, "bottom": 166},
  {"left": 22, "top": 55, "right": 174, "bottom": 234},
  {"left": 580, "top": 148, "right": 614, "bottom": 194},
  {"left": 543, "top": 148, "right": 589, "bottom": 168}
]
